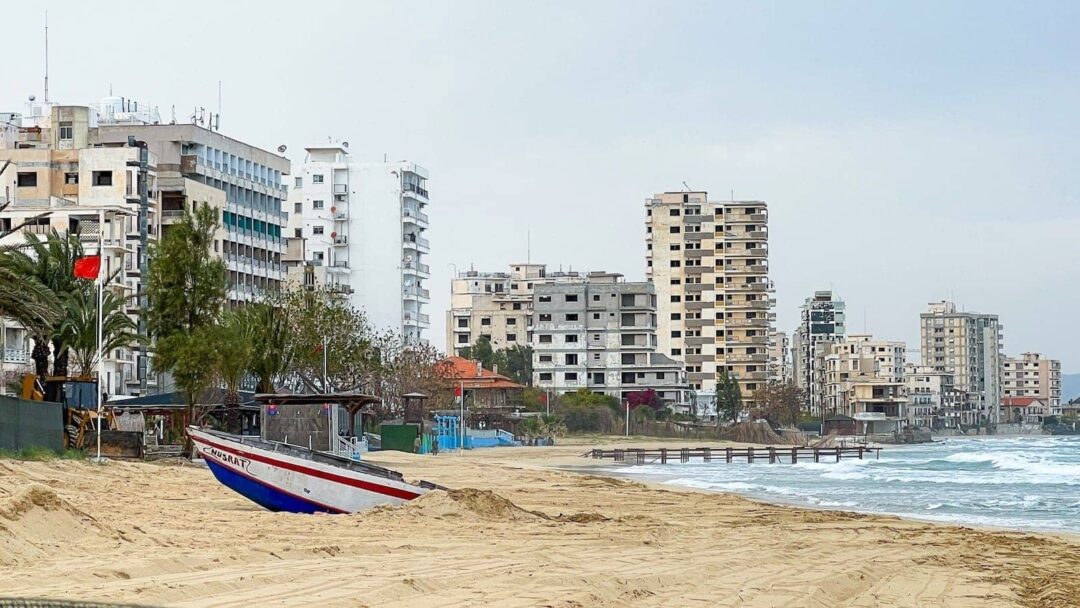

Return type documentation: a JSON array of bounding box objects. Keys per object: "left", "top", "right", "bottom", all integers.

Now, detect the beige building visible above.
[
  {"left": 0, "top": 102, "right": 159, "bottom": 395},
  {"left": 645, "top": 192, "right": 773, "bottom": 412},
  {"left": 920, "top": 301, "right": 1004, "bottom": 423},
  {"left": 767, "top": 330, "right": 790, "bottom": 384},
  {"left": 903, "top": 363, "right": 974, "bottom": 429},
  {"left": 446, "top": 263, "right": 586, "bottom": 355},
  {"left": 1003, "top": 352, "right": 1062, "bottom": 414},
  {"left": 821, "top": 334, "right": 907, "bottom": 418}
]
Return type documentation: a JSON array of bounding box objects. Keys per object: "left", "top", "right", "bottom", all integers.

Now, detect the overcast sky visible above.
[{"left": 5, "top": 1, "right": 1078, "bottom": 371}]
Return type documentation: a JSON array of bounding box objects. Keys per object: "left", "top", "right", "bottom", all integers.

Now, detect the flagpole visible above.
[{"left": 95, "top": 208, "right": 105, "bottom": 462}]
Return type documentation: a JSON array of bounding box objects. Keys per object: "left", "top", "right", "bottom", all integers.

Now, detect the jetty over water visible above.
[{"left": 585, "top": 446, "right": 881, "bottom": 465}]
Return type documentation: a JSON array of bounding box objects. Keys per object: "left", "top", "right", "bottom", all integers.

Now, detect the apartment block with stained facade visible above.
[
  {"left": 644, "top": 192, "right": 773, "bottom": 413},
  {"left": 0, "top": 101, "right": 160, "bottom": 395},
  {"left": 768, "top": 330, "right": 790, "bottom": 384},
  {"left": 446, "top": 263, "right": 557, "bottom": 355},
  {"left": 1003, "top": 352, "right": 1062, "bottom": 414},
  {"left": 919, "top": 301, "right": 1004, "bottom": 424},
  {"left": 530, "top": 274, "right": 690, "bottom": 409},
  {"left": 791, "top": 290, "right": 846, "bottom": 415}
]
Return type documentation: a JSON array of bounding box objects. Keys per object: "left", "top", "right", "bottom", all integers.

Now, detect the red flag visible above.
[
  {"left": 73, "top": 255, "right": 101, "bottom": 280},
  {"left": 453, "top": 385, "right": 462, "bottom": 397}
]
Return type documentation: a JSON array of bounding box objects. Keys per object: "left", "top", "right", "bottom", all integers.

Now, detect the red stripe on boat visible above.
[
  {"left": 204, "top": 454, "right": 349, "bottom": 514},
  {"left": 194, "top": 435, "right": 422, "bottom": 501}
]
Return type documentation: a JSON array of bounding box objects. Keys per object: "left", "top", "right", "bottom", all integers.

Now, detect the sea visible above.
[{"left": 615, "top": 435, "right": 1080, "bottom": 533}]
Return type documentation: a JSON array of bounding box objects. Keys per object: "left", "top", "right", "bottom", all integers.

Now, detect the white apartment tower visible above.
[
  {"left": 645, "top": 192, "right": 773, "bottom": 411},
  {"left": 919, "top": 301, "right": 1003, "bottom": 424},
  {"left": 291, "top": 143, "right": 430, "bottom": 342}
]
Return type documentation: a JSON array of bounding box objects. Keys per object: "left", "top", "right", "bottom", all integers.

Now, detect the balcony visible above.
[
  {"left": 685, "top": 318, "right": 709, "bottom": 329},
  {"left": 403, "top": 234, "right": 430, "bottom": 251},
  {"left": 685, "top": 301, "right": 709, "bottom": 311},
  {"left": 684, "top": 249, "right": 714, "bottom": 259},
  {"left": 403, "top": 261, "right": 430, "bottom": 277},
  {"left": 327, "top": 261, "right": 351, "bottom": 273},
  {"left": 683, "top": 213, "right": 708, "bottom": 224},
  {"left": 2, "top": 348, "right": 30, "bottom": 365},
  {"left": 402, "top": 208, "right": 429, "bottom": 225},
  {"left": 333, "top": 183, "right": 348, "bottom": 195},
  {"left": 404, "top": 312, "right": 431, "bottom": 326},
  {"left": 685, "top": 336, "right": 709, "bottom": 346},
  {"left": 684, "top": 232, "right": 708, "bottom": 242},
  {"left": 724, "top": 353, "right": 769, "bottom": 363},
  {"left": 403, "top": 183, "right": 429, "bottom": 199},
  {"left": 728, "top": 212, "right": 767, "bottom": 223},
  {"left": 725, "top": 317, "right": 768, "bottom": 327},
  {"left": 732, "top": 371, "right": 769, "bottom": 381},
  {"left": 685, "top": 266, "right": 709, "bottom": 275},
  {"left": 727, "top": 246, "right": 768, "bottom": 258},
  {"left": 725, "top": 299, "right": 770, "bottom": 310},
  {"left": 725, "top": 264, "right": 768, "bottom": 275},
  {"left": 403, "top": 286, "right": 431, "bottom": 300},
  {"left": 685, "top": 282, "right": 709, "bottom": 293},
  {"left": 333, "top": 236, "right": 348, "bottom": 246}
]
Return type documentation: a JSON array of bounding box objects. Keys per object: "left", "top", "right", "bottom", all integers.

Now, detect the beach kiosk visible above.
[{"left": 256, "top": 392, "right": 379, "bottom": 460}]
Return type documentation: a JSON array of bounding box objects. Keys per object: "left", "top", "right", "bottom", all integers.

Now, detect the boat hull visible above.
[{"left": 190, "top": 427, "right": 427, "bottom": 514}]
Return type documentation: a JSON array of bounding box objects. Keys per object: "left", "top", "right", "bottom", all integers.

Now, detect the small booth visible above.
[{"left": 256, "top": 392, "right": 380, "bottom": 461}]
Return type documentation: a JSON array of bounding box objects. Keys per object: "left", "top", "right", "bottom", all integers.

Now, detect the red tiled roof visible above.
[
  {"left": 1002, "top": 396, "right": 1041, "bottom": 407},
  {"left": 443, "top": 356, "right": 525, "bottom": 390}
]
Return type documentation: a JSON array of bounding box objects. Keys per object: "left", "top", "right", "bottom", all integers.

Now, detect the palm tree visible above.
[
  {"left": 209, "top": 311, "right": 254, "bottom": 433},
  {"left": 8, "top": 230, "right": 85, "bottom": 377},
  {"left": 0, "top": 244, "right": 58, "bottom": 342},
  {"left": 241, "top": 300, "right": 292, "bottom": 393},
  {"left": 59, "top": 286, "right": 138, "bottom": 379}
]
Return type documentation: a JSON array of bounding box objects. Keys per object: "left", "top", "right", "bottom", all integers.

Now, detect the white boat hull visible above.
[{"left": 189, "top": 427, "right": 429, "bottom": 514}]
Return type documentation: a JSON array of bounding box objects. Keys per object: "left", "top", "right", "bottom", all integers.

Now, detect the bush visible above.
[{"left": 559, "top": 403, "right": 618, "bottom": 433}]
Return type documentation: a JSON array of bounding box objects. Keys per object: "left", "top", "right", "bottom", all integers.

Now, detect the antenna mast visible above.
[{"left": 44, "top": 10, "right": 49, "bottom": 103}]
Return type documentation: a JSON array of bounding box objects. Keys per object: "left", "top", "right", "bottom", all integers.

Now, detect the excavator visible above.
[{"left": 21, "top": 374, "right": 115, "bottom": 450}]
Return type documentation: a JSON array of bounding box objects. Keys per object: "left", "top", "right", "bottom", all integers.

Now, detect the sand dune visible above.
[{"left": 0, "top": 442, "right": 1078, "bottom": 607}]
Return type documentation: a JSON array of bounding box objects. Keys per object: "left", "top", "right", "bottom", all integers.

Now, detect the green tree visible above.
[
  {"left": 491, "top": 344, "right": 533, "bottom": 385},
  {"left": 8, "top": 230, "right": 84, "bottom": 377},
  {"left": 282, "top": 287, "right": 380, "bottom": 393},
  {"left": 750, "top": 382, "right": 805, "bottom": 427},
  {"left": 0, "top": 244, "right": 58, "bottom": 349},
  {"left": 59, "top": 286, "right": 138, "bottom": 378},
  {"left": 240, "top": 298, "right": 292, "bottom": 393},
  {"left": 715, "top": 369, "right": 743, "bottom": 424},
  {"left": 145, "top": 203, "right": 227, "bottom": 436},
  {"left": 458, "top": 335, "right": 496, "bottom": 370},
  {"left": 206, "top": 311, "right": 254, "bottom": 433}
]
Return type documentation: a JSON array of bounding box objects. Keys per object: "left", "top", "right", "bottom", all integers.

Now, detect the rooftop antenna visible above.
[
  {"left": 527, "top": 228, "right": 531, "bottom": 264},
  {"left": 43, "top": 10, "right": 49, "bottom": 103},
  {"left": 217, "top": 80, "right": 222, "bottom": 129},
  {"left": 682, "top": 181, "right": 691, "bottom": 192},
  {"left": 731, "top": 189, "right": 735, "bottom": 202}
]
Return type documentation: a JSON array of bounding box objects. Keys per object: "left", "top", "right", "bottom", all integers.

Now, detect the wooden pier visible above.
[{"left": 585, "top": 446, "right": 881, "bottom": 465}]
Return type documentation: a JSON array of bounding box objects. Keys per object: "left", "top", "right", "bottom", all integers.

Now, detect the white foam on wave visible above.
[{"left": 945, "top": 452, "right": 1080, "bottom": 480}]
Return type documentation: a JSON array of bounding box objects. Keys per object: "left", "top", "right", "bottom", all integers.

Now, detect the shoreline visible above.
[{"left": 2, "top": 441, "right": 1079, "bottom": 606}]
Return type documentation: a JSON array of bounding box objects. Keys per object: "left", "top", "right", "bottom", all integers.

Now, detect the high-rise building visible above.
[
  {"left": 919, "top": 300, "right": 1004, "bottom": 423},
  {"left": 644, "top": 192, "right": 773, "bottom": 412},
  {"left": 767, "top": 330, "right": 790, "bottom": 384},
  {"left": 821, "top": 334, "right": 907, "bottom": 417},
  {"left": 289, "top": 143, "right": 430, "bottom": 342},
  {"left": 94, "top": 101, "right": 291, "bottom": 307},
  {"left": 530, "top": 274, "right": 690, "bottom": 409},
  {"left": 447, "top": 263, "right": 585, "bottom": 355},
  {"left": 1003, "top": 352, "right": 1062, "bottom": 414},
  {"left": 0, "top": 101, "right": 161, "bottom": 395},
  {"left": 791, "top": 290, "right": 846, "bottom": 414}
]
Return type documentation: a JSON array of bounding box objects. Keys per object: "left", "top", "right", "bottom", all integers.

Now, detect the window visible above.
[
  {"left": 671, "top": 313, "right": 682, "bottom": 320},
  {"left": 512, "top": 302, "right": 522, "bottom": 310},
  {"left": 294, "top": 202, "right": 302, "bottom": 213},
  {"left": 457, "top": 334, "right": 469, "bottom": 344},
  {"left": 293, "top": 228, "right": 302, "bottom": 238},
  {"left": 656, "top": 373, "right": 665, "bottom": 380},
  {"left": 621, "top": 353, "right": 636, "bottom": 364},
  {"left": 670, "top": 278, "right": 681, "bottom": 285},
  {"left": 312, "top": 174, "right": 324, "bottom": 184},
  {"left": 592, "top": 313, "right": 600, "bottom": 320},
  {"left": 565, "top": 294, "right": 578, "bottom": 302},
  {"left": 565, "top": 334, "right": 579, "bottom": 343},
  {"left": 566, "top": 313, "right": 578, "bottom": 321},
  {"left": 670, "top": 244, "right": 681, "bottom": 251},
  {"left": 622, "top": 372, "right": 636, "bottom": 384},
  {"left": 538, "top": 295, "right": 551, "bottom": 303},
  {"left": 672, "top": 348, "right": 682, "bottom": 356},
  {"left": 16, "top": 172, "right": 37, "bottom": 187},
  {"left": 671, "top": 330, "right": 682, "bottom": 338},
  {"left": 539, "top": 354, "right": 553, "bottom": 363},
  {"left": 539, "top": 372, "right": 552, "bottom": 381},
  {"left": 669, "top": 226, "right": 681, "bottom": 234},
  {"left": 313, "top": 226, "right": 324, "bottom": 235},
  {"left": 457, "top": 318, "right": 469, "bottom": 328},
  {"left": 64, "top": 172, "right": 79, "bottom": 185},
  {"left": 670, "top": 260, "right": 681, "bottom": 267},
  {"left": 481, "top": 317, "right": 491, "bottom": 326},
  {"left": 506, "top": 317, "right": 517, "bottom": 326},
  {"left": 539, "top": 313, "right": 552, "bottom": 322},
  {"left": 592, "top": 294, "right": 600, "bottom": 301},
  {"left": 669, "top": 208, "right": 681, "bottom": 216},
  {"left": 539, "top": 335, "right": 553, "bottom": 344},
  {"left": 506, "top": 333, "right": 517, "bottom": 341},
  {"left": 671, "top": 295, "right": 682, "bottom": 303},
  {"left": 312, "top": 200, "right": 324, "bottom": 209},
  {"left": 313, "top": 251, "right": 325, "bottom": 262},
  {"left": 565, "top": 354, "right": 578, "bottom": 365},
  {"left": 592, "top": 353, "right": 601, "bottom": 361},
  {"left": 564, "top": 372, "right": 578, "bottom": 382},
  {"left": 59, "top": 121, "right": 73, "bottom": 140},
  {"left": 92, "top": 171, "right": 113, "bottom": 186},
  {"left": 295, "top": 177, "right": 303, "bottom": 188},
  {"left": 591, "top": 333, "right": 601, "bottom": 341}
]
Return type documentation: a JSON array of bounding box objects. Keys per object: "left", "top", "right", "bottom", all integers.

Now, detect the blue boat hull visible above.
[{"left": 205, "top": 460, "right": 337, "bottom": 514}]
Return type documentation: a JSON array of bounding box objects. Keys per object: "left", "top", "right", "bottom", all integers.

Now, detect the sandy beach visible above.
[{"left": 2, "top": 439, "right": 1078, "bottom": 607}]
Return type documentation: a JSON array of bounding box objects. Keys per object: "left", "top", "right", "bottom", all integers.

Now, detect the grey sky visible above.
[{"left": 5, "top": 1, "right": 1078, "bottom": 371}]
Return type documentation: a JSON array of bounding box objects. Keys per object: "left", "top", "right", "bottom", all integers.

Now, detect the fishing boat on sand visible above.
[{"left": 189, "top": 392, "right": 441, "bottom": 514}]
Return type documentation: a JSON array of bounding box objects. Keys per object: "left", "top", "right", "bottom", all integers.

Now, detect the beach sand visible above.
[{"left": 1, "top": 439, "right": 1078, "bottom": 607}]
